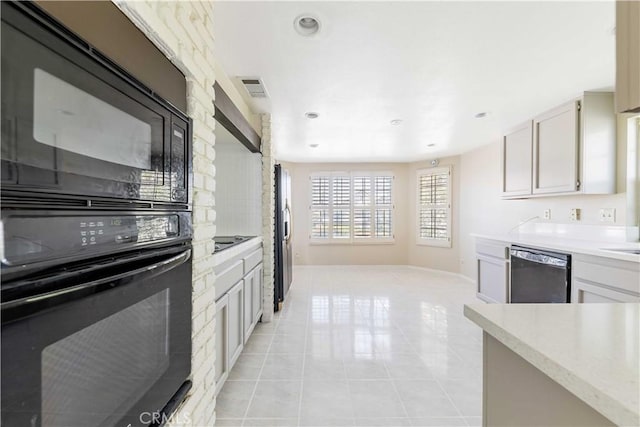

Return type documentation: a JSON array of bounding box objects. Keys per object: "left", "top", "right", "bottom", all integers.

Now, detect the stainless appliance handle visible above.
[
  {"left": 510, "top": 249, "right": 568, "bottom": 268},
  {"left": 1, "top": 249, "right": 191, "bottom": 312},
  {"left": 284, "top": 206, "right": 291, "bottom": 241}
]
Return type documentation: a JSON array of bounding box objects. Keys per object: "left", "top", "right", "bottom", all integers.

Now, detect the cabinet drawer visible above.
[
  {"left": 244, "top": 248, "right": 263, "bottom": 273},
  {"left": 573, "top": 256, "right": 640, "bottom": 296},
  {"left": 573, "top": 279, "right": 640, "bottom": 303},
  {"left": 215, "top": 260, "right": 244, "bottom": 300},
  {"left": 476, "top": 240, "right": 510, "bottom": 260}
]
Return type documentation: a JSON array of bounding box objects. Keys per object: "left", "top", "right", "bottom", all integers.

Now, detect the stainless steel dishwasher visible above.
[{"left": 510, "top": 245, "right": 571, "bottom": 303}]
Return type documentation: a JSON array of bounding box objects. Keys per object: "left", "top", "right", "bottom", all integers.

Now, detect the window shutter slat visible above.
[
  {"left": 353, "top": 176, "right": 371, "bottom": 206},
  {"left": 333, "top": 177, "right": 351, "bottom": 206},
  {"left": 375, "top": 176, "right": 392, "bottom": 205},
  {"left": 311, "top": 176, "right": 330, "bottom": 206},
  {"left": 333, "top": 209, "right": 351, "bottom": 238},
  {"left": 353, "top": 209, "right": 372, "bottom": 237},
  {"left": 375, "top": 208, "right": 392, "bottom": 237},
  {"left": 311, "top": 209, "right": 329, "bottom": 238}
]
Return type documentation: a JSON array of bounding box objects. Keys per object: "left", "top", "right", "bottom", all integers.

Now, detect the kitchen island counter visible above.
[{"left": 464, "top": 303, "right": 639, "bottom": 426}]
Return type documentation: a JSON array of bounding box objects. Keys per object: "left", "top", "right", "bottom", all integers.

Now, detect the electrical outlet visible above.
[
  {"left": 599, "top": 208, "right": 616, "bottom": 223},
  {"left": 570, "top": 208, "right": 581, "bottom": 221},
  {"left": 543, "top": 209, "right": 551, "bottom": 220}
]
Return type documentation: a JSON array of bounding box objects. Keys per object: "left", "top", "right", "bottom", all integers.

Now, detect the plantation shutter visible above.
[
  {"left": 309, "top": 172, "right": 394, "bottom": 242},
  {"left": 310, "top": 176, "right": 330, "bottom": 238},
  {"left": 332, "top": 176, "right": 351, "bottom": 239},
  {"left": 418, "top": 167, "right": 451, "bottom": 244}
]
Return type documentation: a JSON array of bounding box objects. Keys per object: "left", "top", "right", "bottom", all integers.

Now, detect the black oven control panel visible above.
[{"left": 1, "top": 211, "right": 190, "bottom": 267}]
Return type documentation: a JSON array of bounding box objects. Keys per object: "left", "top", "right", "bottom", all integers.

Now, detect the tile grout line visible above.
[
  {"left": 240, "top": 318, "right": 278, "bottom": 426},
  {"left": 354, "top": 284, "right": 412, "bottom": 422},
  {"left": 295, "top": 297, "right": 311, "bottom": 427},
  {"left": 390, "top": 289, "right": 469, "bottom": 423}
]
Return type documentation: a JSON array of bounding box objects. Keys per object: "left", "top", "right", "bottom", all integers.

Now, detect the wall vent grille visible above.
[{"left": 240, "top": 77, "right": 268, "bottom": 98}]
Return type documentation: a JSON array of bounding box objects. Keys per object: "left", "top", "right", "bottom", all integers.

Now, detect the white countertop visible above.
[
  {"left": 212, "top": 236, "right": 263, "bottom": 266},
  {"left": 472, "top": 232, "right": 640, "bottom": 263},
  {"left": 464, "top": 303, "right": 640, "bottom": 427}
]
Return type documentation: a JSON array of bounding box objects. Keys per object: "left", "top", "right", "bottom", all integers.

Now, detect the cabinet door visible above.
[
  {"left": 533, "top": 100, "right": 580, "bottom": 194},
  {"left": 227, "top": 280, "right": 244, "bottom": 368},
  {"left": 243, "top": 276, "right": 255, "bottom": 343},
  {"left": 502, "top": 121, "right": 533, "bottom": 197},
  {"left": 477, "top": 255, "right": 509, "bottom": 303},
  {"left": 252, "top": 264, "right": 264, "bottom": 324},
  {"left": 572, "top": 278, "right": 640, "bottom": 303},
  {"left": 616, "top": 0, "right": 640, "bottom": 113},
  {"left": 214, "top": 295, "right": 229, "bottom": 396}
]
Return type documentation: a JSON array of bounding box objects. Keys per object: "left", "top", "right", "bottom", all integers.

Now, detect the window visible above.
[
  {"left": 417, "top": 166, "right": 451, "bottom": 247},
  {"left": 310, "top": 172, "right": 394, "bottom": 243}
]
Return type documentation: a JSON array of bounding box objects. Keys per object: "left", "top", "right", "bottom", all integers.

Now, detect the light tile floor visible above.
[{"left": 216, "top": 266, "right": 484, "bottom": 427}]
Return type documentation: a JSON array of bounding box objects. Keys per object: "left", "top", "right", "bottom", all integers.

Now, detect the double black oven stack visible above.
[{"left": 1, "top": 2, "right": 193, "bottom": 426}]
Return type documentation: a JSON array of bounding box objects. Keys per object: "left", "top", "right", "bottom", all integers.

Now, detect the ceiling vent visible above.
[{"left": 239, "top": 77, "right": 268, "bottom": 98}]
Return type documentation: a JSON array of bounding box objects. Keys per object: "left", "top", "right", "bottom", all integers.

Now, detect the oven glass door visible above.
[
  {"left": 1, "top": 247, "right": 192, "bottom": 427},
  {"left": 1, "top": 6, "right": 174, "bottom": 203}
]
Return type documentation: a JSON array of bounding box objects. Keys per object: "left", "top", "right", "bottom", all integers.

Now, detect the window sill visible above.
[
  {"left": 417, "top": 239, "right": 452, "bottom": 248},
  {"left": 310, "top": 239, "right": 395, "bottom": 246}
]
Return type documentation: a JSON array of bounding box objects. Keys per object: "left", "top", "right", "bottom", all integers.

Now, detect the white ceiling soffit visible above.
[{"left": 214, "top": 1, "right": 615, "bottom": 163}]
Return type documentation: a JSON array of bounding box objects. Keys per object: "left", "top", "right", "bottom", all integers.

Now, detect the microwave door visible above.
[{"left": 1, "top": 3, "right": 191, "bottom": 205}]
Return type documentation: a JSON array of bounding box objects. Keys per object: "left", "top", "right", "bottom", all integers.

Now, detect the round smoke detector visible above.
[{"left": 294, "top": 15, "right": 321, "bottom": 36}]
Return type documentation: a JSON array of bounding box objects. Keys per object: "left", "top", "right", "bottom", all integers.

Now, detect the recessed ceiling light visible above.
[
  {"left": 427, "top": 143, "right": 436, "bottom": 148},
  {"left": 309, "top": 143, "right": 319, "bottom": 148},
  {"left": 390, "top": 119, "right": 403, "bottom": 126},
  {"left": 474, "top": 112, "right": 488, "bottom": 119},
  {"left": 294, "top": 15, "right": 321, "bottom": 37},
  {"left": 305, "top": 112, "right": 319, "bottom": 119}
]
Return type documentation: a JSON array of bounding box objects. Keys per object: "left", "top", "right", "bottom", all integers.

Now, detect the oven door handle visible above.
[{"left": 1, "top": 249, "right": 191, "bottom": 316}]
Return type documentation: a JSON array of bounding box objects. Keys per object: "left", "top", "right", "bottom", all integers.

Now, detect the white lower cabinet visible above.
[
  {"left": 213, "top": 242, "right": 264, "bottom": 396},
  {"left": 243, "top": 273, "right": 255, "bottom": 343},
  {"left": 572, "top": 255, "right": 640, "bottom": 303},
  {"left": 476, "top": 239, "right": 510, "bottom": 303},
  {"left": 243, "top": 264, "right": 264, "bottom": 344},
  {"left": 214, "top": 295, "right": 229, "bottom": 396},
  {"left": 253, "top": 264, "right": 264, "bottom": 323},
  {"left": 573, "top": 278, "right": 639, "bottom": 303},
  {"left": 227, "top": 280, "right": 244, "bottom": 367}
]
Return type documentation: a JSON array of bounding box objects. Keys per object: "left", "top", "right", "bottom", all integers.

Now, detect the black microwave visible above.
[{"left": 1, "top": 2, "right": 192, "bottom": 208}]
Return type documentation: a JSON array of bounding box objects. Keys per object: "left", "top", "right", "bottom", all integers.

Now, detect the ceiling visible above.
[{"left": 214, "top": 1, "right": 615, "bottom": 163}]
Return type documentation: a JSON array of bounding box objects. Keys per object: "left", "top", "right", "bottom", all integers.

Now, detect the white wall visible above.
[{"left": 287, "top": 162, "right": 410, "bottom": 265}]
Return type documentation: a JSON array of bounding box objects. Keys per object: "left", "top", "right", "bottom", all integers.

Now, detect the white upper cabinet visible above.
[
  {"left": 533, "top": 100, "right": 580, "bottom": 194},
  {"left": 502, "top": 121, "right": 533, "bottom": 197},
  {"left": 502, "top": 92, "right": 616, "bottom": 198},
  {"left": 616, "top": 0, "right": 640, "bottom": 113}
]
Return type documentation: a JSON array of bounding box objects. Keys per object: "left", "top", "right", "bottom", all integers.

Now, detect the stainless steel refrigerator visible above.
[{"left": 274, "top": 164, "right": 292, "bottom": 311}]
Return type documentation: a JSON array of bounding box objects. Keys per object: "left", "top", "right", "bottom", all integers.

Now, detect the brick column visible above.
[{"left": 261, "top": 114, "right": 276, "bottom": 323}]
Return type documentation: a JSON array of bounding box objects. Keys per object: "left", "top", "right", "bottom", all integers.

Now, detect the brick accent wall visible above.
[
  {"left": 261, "top": 114, "right": 276, "bottom": 322},
  {"left": 113, "top": 2, "right": 217, "bottom": 426}
]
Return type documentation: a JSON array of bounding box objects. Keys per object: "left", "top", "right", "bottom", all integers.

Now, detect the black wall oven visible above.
[
  {"left": 1, "top": 2, "right": 195, "bottom": 426},
  {"left": 1, "top": 2, "right": 191, "bottom": 207},
  {"left": 1, "top": 211, "right": 193, "bottom": 427}
]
